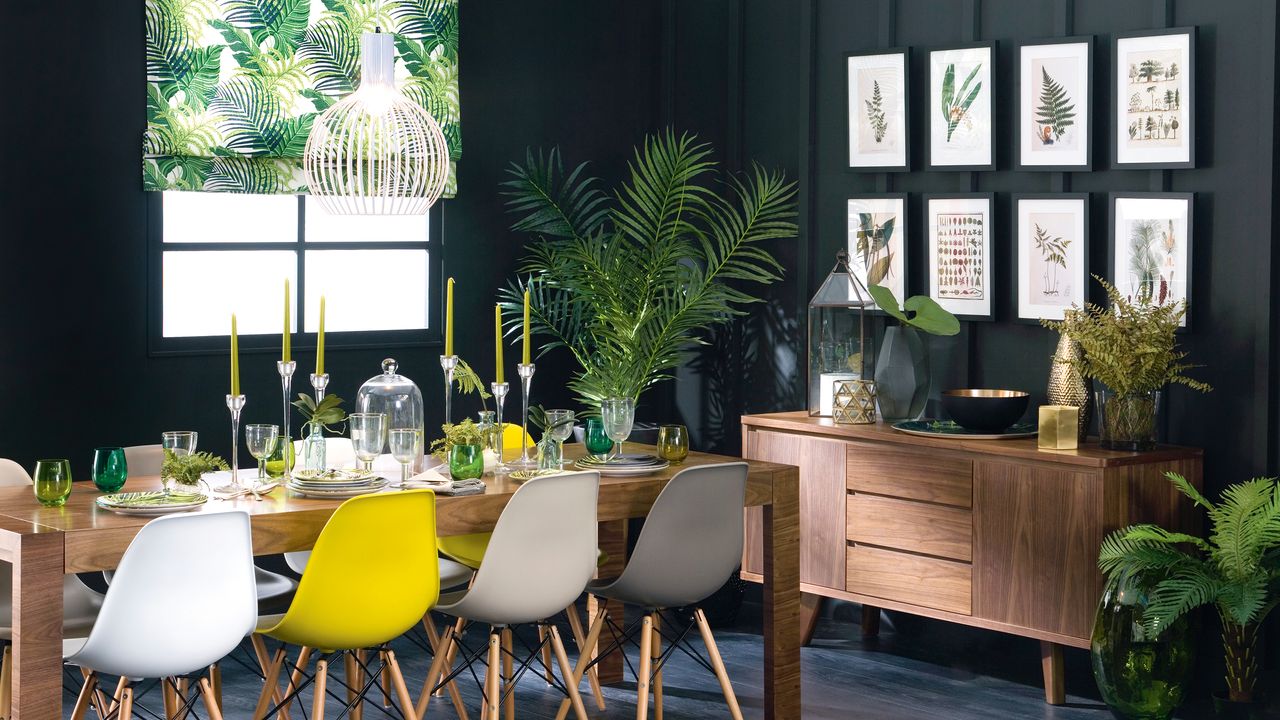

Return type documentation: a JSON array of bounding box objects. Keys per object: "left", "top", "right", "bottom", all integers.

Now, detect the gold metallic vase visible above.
[{"left": 1047, "top": 325, "right": 1092, "bottom": 441}]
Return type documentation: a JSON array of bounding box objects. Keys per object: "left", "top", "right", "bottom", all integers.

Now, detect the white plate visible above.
[
  {"left": 286, "top": 478, "right": 387, "bottom": 498},
  {"left": 574, "top": 459, "right": 669, "bottom": 477},
  {"left": 96, "top": 492, "right": 208, "bottom": 516}
]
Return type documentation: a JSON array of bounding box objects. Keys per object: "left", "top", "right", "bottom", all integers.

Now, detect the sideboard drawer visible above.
[
  {"left": 847, "top": 545, "right": 972, "bottom": 615},
  {"left": 847, "top": 493, "right": 972, "bottom": 561},
  {"left": 846, "top": 443, "right": 973, "bottom": 508}
]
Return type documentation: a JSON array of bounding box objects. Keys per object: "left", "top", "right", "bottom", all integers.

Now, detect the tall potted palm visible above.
[{"left": 498, "top": 131, "right": 798, "bottom": 413}]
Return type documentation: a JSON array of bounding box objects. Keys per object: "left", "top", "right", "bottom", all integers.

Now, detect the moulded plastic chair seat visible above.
[
  {"left": 283, "top": 549, "right": 473, "bottom": 590},
  {"left": 123, "top": 444, "right": 163, "bottom": 476}
]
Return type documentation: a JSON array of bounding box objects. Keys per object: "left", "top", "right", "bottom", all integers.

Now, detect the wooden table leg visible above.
[
  {"left": 1040, "top": 641, "right": 1065, "bottom": 705},
  {"left": 590, "top": 519, "right": 627, "bottom": 685},
  {"left": 860, "top": 604, "right": 881, "bottom": 640},
  {"left": 762, "top": 468, "right": 801, "bottom": 720},
  {"left": 10, "top": 531, "right": 64, "bottom": 720},
  {"left": 799, "top": 593, "right": 822, "bottom": 647}
]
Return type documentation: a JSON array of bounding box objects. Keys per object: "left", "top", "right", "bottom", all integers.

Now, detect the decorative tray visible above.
[{"left": 891, "top": 420, "right": 1037, "bottom": 440}]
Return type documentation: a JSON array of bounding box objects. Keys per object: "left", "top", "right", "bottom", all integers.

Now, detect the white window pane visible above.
[
  {"left": 163, "top": 251, "right": 297, "bottom": 337},
  {"left": 304, "top": 197, "right": 429, "bottom": 242},
  {"left": 304, "top": 250, "right": 429, "bottom": 332},
  {"left": 164, "top": 192, "right": 297, "bottom": 243}
]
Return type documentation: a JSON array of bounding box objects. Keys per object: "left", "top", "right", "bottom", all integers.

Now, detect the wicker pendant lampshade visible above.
[{"left": 304, "top": 31, "right": 451, "bottom": 215}]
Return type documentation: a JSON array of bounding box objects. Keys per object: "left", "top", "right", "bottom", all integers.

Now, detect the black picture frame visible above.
[
  {"left": 846, "top": 192, "right": 910, "bottom": 313},
  {"left": 1107, "top": 192, "right": 1196, "bottom": 330},
  {"left": 926, "top": 41, "right": 997, "bottom": 172},
  {"left": 1111, "top": 27, "right": 1196, "bottom": 170},
  {"left": 845, "top": 48, "right": 911, "bottom": 172},
  {"left": 1015, "top": 36, "right": 1094, "bottom": 172},
  {"left": 1011, "top": 193, "right": 1091, "bottom": 324},
  {"left": 923, "top": 192, "right": 996, "bottom": 322}
]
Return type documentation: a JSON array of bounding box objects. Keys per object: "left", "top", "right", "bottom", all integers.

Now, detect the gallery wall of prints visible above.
[{"left": 842, "top": 27, "right": 1197, "bottom": 327}]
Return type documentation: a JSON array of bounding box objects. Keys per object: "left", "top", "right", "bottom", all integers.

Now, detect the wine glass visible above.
[
  {"left": 546, "top": 409, "right": 575, "bottom": 466},
  {"left": 657, "top": 424, "right": 690, "bottom": 465},
  {"left": 161, "top": 431, "right": 198, "bottom": 456},
  {"left": 349, "top": 412, "right": 388, "bottom": 472},
  {"left": 33, "top": 459, "right": 72, "bottom": 507},
  {"left": 600, "top": 397, "right": 635, "bottom": 460},
  {"left": 245, "top": 424, "right": 280, "bottom": 481},
  {"left": 388, "top": 428, "right": 421, "bottom": 485},
  {"left": 91, "top": 448, "right": 128, "bottom": 493}
]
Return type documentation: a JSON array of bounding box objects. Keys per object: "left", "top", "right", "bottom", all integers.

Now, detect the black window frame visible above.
[{"left": 146, "top": 192, "right": 445, "bottom": 357}]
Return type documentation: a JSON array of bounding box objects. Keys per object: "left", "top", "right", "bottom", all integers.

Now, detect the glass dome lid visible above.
[{"left": 356, "top": 358, "right": 426, "bottom": 470}]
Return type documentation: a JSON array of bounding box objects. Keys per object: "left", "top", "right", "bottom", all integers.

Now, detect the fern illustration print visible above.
[
  {"left": 865, "top": 80, "right": 888, "bottom": 143},
  {"left": 848, "top": 51, "right": 907, "bottom": 168},
  {"left": 1035, "top": 67, "right": 1076, "bottom": 143}
]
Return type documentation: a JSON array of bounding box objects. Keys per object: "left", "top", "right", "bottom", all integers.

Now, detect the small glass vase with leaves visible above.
[
  {"left": 291, "top": 393, "right": 348, "bottom": 471},
  {"left": 160, "top": 450, "right": 228, "bottom": 496},
  {"left": 431, "top": 419, "right": 486, "bottom": 480},
  {"left": 529, "top": 406, "right": 576, "bottom": 470}
]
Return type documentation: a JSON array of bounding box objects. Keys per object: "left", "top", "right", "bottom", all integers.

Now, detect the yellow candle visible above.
[
  {"left": 445, "top": 277, "right": 455, "bottom": 356},
  {"left": 522, "top": 289, "right": 531, "bottom": 365},
  {"left": 494, "top": 303, "right": 505, "bottom": 384},
  {"left": 230, "top": 314, "right": 240, "bottom": 396},
  {"left": 283, "top": 278, "right": 291, "bottom": 363},
  {"left": 316, "top": 295, "right": 326, "bottom": 375}
]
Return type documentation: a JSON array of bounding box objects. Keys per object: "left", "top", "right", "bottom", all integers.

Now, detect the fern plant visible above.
[
  {"left": 499, "top": 131, "right": 797, "bottom": 409},
  {"left": 1034, "top": 67, "right": 1076, "bottom": 141},
  {"left": 1099, "top": 472, "right": 1280, "bottom": 704}
]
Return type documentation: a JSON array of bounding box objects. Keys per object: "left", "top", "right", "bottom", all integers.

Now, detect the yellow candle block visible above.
[
  {"left": 230, "top": 313, "right": 240, "bottom": 396},
  {"left": 445, "top": 277, "right": 455, "bottom": 356},
  {"left": 494, "top": 303, "right": 505, "bottom": 384},
  {"left": 1038, "top": 405, "right": 1079, "bottom": 450},
  {"left": 522, "top": 289, "right": 531, "bottom": 365},
  {"left": 316, "top": 295, "right": 326, "bottom": 375},
  {"left": 283, "top": 278, "right": 292, "bottom": 363}
]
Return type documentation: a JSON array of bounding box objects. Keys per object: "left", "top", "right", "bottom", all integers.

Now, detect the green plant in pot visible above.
[
  {"left": 866, "top": 285, "right": 960, "bottom": 421},
  {"left": 498, "top": 131, "right": 797, "bottom": 415},
  {"left": 1098, "top": 472, "right": 1280, "bottom": 718},
  {"left": 1046, "top": 277, "right": 1209, "bottom": 450},
  {"left": 160, "top": 450, "right": 228, "bottom": 494},
  {"left": 430, "top": 419, "right": 486, "bottom": 480}
]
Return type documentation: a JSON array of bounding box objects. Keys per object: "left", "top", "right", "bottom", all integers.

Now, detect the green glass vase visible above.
[
  {"left": 1090, "top": 574, "right": 1195, "bottom": 720},
  {"left": 448, "top": 444, "right": 484, "bottom": 480}
]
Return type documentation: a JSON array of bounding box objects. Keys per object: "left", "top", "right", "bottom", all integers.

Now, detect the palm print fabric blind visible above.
[{"left": 144, "top": 0, "right": 460, "bottom": 196}]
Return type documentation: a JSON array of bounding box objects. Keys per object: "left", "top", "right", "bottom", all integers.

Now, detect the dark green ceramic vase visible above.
[{"left": 1090, "top": 574, "right": 1195, "bottom": 720}]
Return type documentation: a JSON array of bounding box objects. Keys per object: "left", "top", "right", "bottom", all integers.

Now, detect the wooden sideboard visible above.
[{"left": 739, "top": 411, "right": 1202, "bottom": 705}]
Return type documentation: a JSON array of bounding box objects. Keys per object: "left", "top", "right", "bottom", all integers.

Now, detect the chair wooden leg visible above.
[
  {"left": 537, "top": 626, "right": 554, "bottom": 685},
  {"left": 651, "top": 613, "right": 663, "bottom": 720},
  {"left": 162, "top": 677, "right": 178, "bottom": 719},
  {"left": 312, "top": 659, "right": 328, "bottom": 720},
  {"left": 379, "top": 652, "right": 393, "bottom": 709},
  {"left": 210, "top": 664, "right": 223, "bottom": 710},
  {"left": 383, "top": 650, "right": 418, "bottom": 718},
  {"left": 548, "top": 626, "right": 589, "bottom": 720},
  {"left": 564, "top": 605, "right": 604, "bottom": 710},
  {"left": 177, "top": 678, "right": 192, "bottom": 720},
  {"left": 486, "top": 632, "right": 502, "bottom": 719},
  {"left": 0, "top": 645, "right": 11, "bottom": 720},
  {"left": 279, "top": 646, "right": 313, "bottom": 720},
  {"left": 199, "top": 677, "right": 224, "bottom": 720},
  {"left": 250, "top": 635, "right": 287, "bottom": 712},
  {"left": 77, "top": 666, "right": 107, "bottom": 720},
  {"left": 118, "top": 687, "right": 135, "bottom": 720},
  {"left": 554, "top": 609, "right": 607, "bottom": 720},
  {"left": 423, "top": 616, "right": 470, "bottom": 720},
  {"left": 345, "top": 651, "right": 363, "bottom": 720},
  {"left": 416, "top": 623, "right": 454, "bottom": 718},
  {"left": 636, "top": 615, "right": 653, "bottom": 720},
  {"left": 253, "top": 648, "right": 288, "bottom": 720},
  {"left": 70, "top": 670, "right": 97, "bottom": 720},
  {"left": 501, "top": 628, "right": 515, "bottom": 720},
  {"left": 694, "top": 609, "right": 743, "bottom": 720},
  {"left": 443, "top": 616, "right": 466, "bottom": 689},
  {"left": 107, "top": 676, "right": 128, "bottom": 717}
]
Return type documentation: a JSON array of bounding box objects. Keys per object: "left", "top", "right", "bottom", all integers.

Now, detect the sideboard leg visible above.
[
  {"left": 860, "top": 605, "right": 881, "bottom": 640},
  {"left": 1040, "top": 641, "right": 1065, "bottom": 705},
  {"left": 799, "top": 594, "right": 822, "bottom": 646}
]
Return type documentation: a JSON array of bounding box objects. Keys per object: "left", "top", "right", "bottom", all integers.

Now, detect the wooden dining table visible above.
[{"left": 0, "top": 445, "right": 800, "bottom": 719}]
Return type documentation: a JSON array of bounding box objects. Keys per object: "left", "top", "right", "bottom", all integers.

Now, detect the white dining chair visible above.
[
  {"left": 123, "top": 444, "right": 163, "bottom": 476},
  {"left": 292, "top": 437, "right": 358, "bottom": 469},
  {"left": 418, "top": 471, "right": 600, "bottom": 720},
  {"left": 64, "top": 510, "right": 257, "bottom": 719}
]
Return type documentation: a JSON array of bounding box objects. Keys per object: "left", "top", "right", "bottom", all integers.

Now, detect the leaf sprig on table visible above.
[
  {"left": 292, "top": 393, "right": 347, "bottom": 435},
  {"left": 161, "top": 450, "right": 228, "bottom": 487}
]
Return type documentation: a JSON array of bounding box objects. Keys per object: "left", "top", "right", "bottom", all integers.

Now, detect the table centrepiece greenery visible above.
[
  {"left": 1099, "top": 472, "right": 1280, "bottom": 707},
  {"left": 291, "top": 393, "right": 347, "bottom": 438},
  {"left": 499, "top": 130, "right": 797, "bottom": 410},
  {"left": 430, "top": 419, "right": 486, "bottom": 463},
  {"left": 161, "top": 450, "right": 228, "bottom": 488},
  {"left": 1044, "top": 277, "right": 1210, "bottom": 447}
]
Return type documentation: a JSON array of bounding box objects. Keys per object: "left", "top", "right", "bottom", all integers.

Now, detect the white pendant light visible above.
[{"left": 304, "top": 30, "right": 451, "bottom": 215}]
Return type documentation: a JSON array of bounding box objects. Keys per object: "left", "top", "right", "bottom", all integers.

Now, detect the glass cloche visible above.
[
  {"left": 356, "top": 358, "right": 426, "bottom": 472},
  {"left": 808, "top": 250, "right": 873, "bottom": 417}
]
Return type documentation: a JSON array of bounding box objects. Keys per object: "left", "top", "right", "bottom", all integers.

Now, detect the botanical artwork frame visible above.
[
  {"left": 1112, "top": 28, "right": 1196, "bottom": 169},
  {"left": 1013, "top": 194, "right": 1090, "bottom": 323},
  {"left": 928, "top": 43, "right": 996, "bottom": 171},
  {"left": 1016, "top": 37, "right": 1093, "bottom": 171},
  {"left": 847, "top": 194, "right": 908, "bottom": 307},
  {"left": 846, "top": 49, "right": 910, "bottom": 171},
  {"left": 1109, "top": 193, "right": 1194, "bottom": 328},
  {"left": 925, "top": 194, "right": 995, "bottom": 321}
]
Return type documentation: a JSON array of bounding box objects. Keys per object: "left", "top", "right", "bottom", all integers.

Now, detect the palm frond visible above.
[
  {"left": 502, "top": 148, "right": 610, "bottom": 241},
  {"left": 1142, "top": 564, "right": 1221, "bottom": 635}
]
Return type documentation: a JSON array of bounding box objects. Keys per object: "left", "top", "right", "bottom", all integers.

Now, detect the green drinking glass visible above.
[
  {"left": 91, "top": 448, "right": 128, "bottom": 493},
  {"left": 33, "top": 459, "right": 72, "bottom": 507},
  {"left": 584, "top": 418, "right": 613, "bottom": 456},
  {"left": 448, "top": 444, "right": 485, "bottom": 481}
]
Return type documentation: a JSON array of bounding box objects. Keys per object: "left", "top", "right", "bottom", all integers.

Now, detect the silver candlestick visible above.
[
  {"left": 440, "top": 354, "right": 459, "bottom": 424},
  {"left": 224, "top": 394, "right": 246, "bottom": 492},
  {"left": 276, "top": 360, "right": 296, "bottom": 480},
  {"left": 514, "top": 363, "right": 537, "bottom": 468},
  {"left": 491, "top": 382, "right": 511, "bottom": 474}
]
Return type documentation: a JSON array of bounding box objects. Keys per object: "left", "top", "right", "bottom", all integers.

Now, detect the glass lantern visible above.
[
  {"left": 808, "top": 250, "right": 874, "bottom": 417},
  {"left": 356, "top": 358, "right": 426, "bottom": 472}
]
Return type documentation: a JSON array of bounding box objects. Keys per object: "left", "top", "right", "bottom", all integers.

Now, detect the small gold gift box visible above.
[
  {"left": 833, "top": 379, "right": 877, "bottom": 424},
  {"left": 1038, "top": 405, "right": 1080, "bottom": 450}
]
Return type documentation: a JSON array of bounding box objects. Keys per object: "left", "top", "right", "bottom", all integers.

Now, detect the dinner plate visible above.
[
  {"left": 96, "top": 491, "right": 208, "bottom": 516},
  {"left": 574, "top": 458, "right": 669, "bottom": 476},
  {"left": 286, "top": 478, "right": 387, "bottom": 498},
  {"left": 291, "top": 468, "right": 380, "bottom": 484},
  {"left": 891, "top": 420, "right": 1038, "bottom": 440},
  {"left": 576, "top": 453, "right": 663, "bottom": 467}
]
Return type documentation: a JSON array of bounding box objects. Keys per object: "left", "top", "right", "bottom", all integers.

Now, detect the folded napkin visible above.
[{"left": 401, "top": 468, "right": 486, "bottom": 496}]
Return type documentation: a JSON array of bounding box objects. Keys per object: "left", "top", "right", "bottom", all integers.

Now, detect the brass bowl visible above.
[{"left": 940, "top": 389, "right": 1031, "bottom": 433}]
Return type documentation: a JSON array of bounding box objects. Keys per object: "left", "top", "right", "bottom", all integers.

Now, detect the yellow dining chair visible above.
[{"left": 253, "top": 490, "right": 450, "bottom": 720}]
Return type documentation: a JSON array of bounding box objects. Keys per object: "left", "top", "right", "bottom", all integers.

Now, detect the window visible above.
[{"left": 149, "top": 192, "right": 442, "bottom": 354}]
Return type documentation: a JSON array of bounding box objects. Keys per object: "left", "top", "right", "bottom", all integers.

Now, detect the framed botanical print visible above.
[
  {"left": 925, "top": 194, "right": 994, "bottom": 321},
  {"left": 1014, "top": 194, "right": 1089, "bottom": 322},
  {"left": 1113, "top": 28, "right": 1196, "bottom": 168},
  {"left": 1109, "top": 193, "right": 1194, "bottom": 327},
  {"left": 928, "top": 43, "right": 995, "bottom": 171},
  {"left": 847, "top": 49, "right": 909, "bottom": 171},
  {"left": 847, "top": 195, "right": 907, "bottom": 305},
  {"left": 1017, "top": 37, "right": 1093, "bottom": 170}
]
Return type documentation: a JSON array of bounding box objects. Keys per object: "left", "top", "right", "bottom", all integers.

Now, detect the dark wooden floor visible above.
[{"left": 60, "top": 600, "right": 1276, "bottom": 718}]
